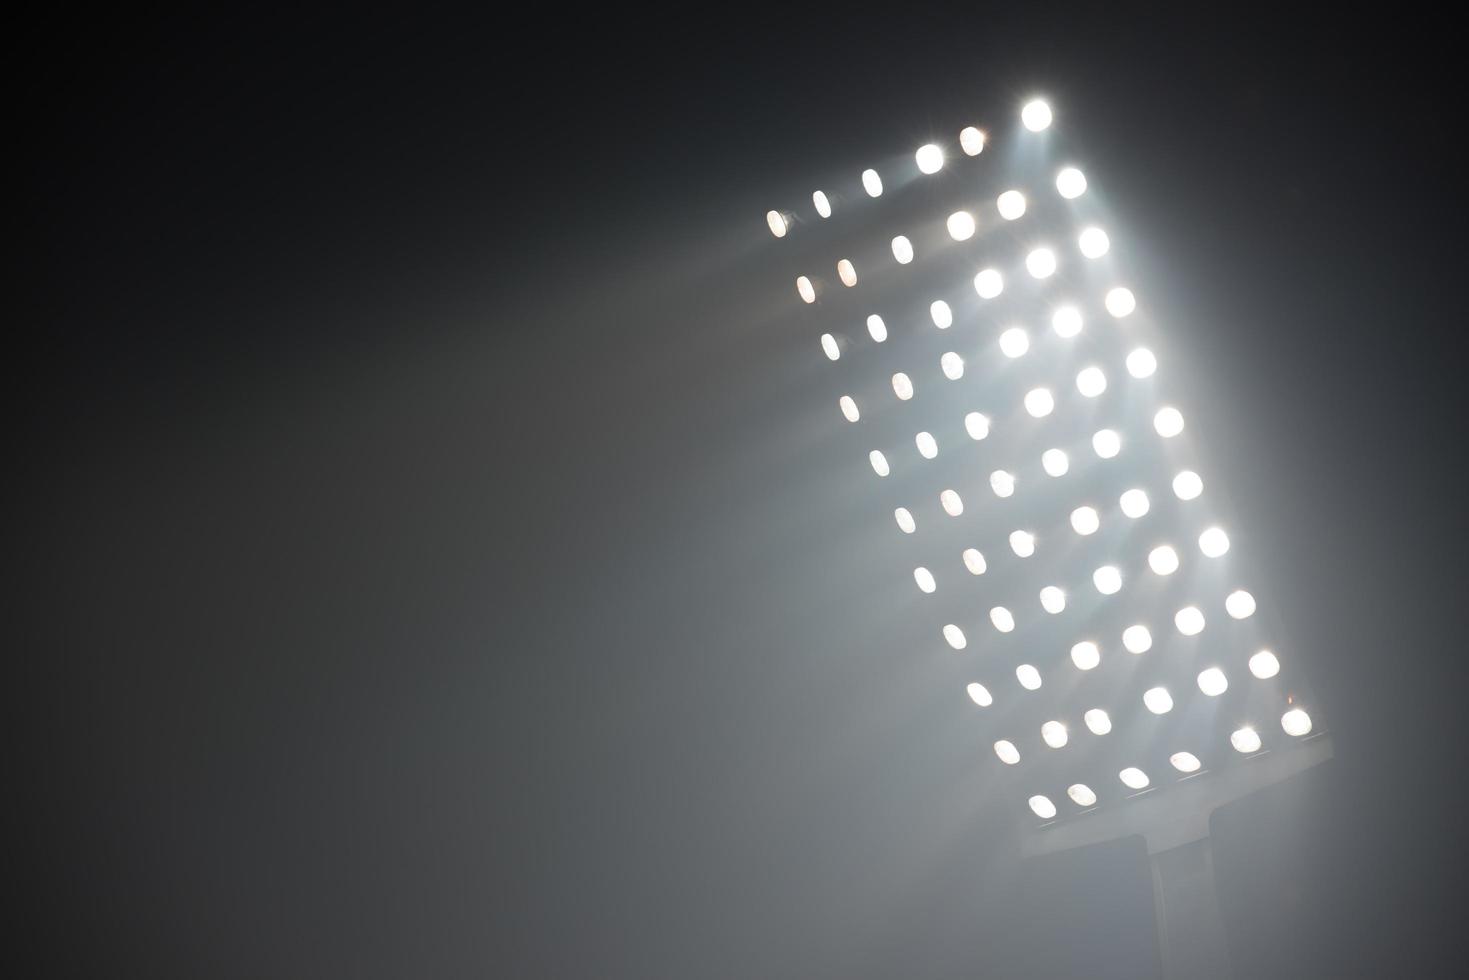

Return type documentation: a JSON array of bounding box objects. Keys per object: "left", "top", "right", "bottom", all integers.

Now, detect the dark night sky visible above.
[{"left": 17, "top": 10, "right": 1468, "bottom": 978}]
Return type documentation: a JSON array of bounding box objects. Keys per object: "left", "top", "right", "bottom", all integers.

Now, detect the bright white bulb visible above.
[
  {"left": 813, "top": 190, "right": 832, "bottom": 218},
  {"left": 1076, "top": 366, "right": 1107, "bottom": 397},
  {"left": 837, "top": 259, "right": 857, "bottom": 287},
  {"left": 1231, "top": 728, "right": 1263, "bottom": 754},
  {"left": 947, "top": 210, "right": 976, "bottom": 241},
  {"left": 1122, "top": 625, "right": 1153, "bottom": 654},
  {"left": 1173, "top": 470, "right": 1203, "bottom": 500},
  {"left": 959, "top": 126, "right": 985, "bottom": 156},
  {"left": 1126, "top": 347, "right": 1157, "bottom": 378},
  {"left": 1092, "top": 429, "right": 1121, "bottom": 458},
  {"left": 940, "top": 489, "right": 964, "bottom": 517},
  {"left": 1071, "top": 641, "right": 1100, "bottom": 671},
  {"left": 839, "top": 396, "right": 860, "bottom": 422},
  {"left": 1041, "top": 721, "right": 1068, "bottom": 748},
  {"left": 820, "top": 333, "right": 840, "bottom": 361},
  {"left": 1016, "top": 664, "right": 1042, "bottom": 690},
  {"left": 1154, "top": 407, "right": 1184, "bottom": 438},
  {"left": 869, "top": 451, "right": 890, "bottom": 477},
  {"left": 894, "top": 508, "right": 916, "bottom": 535},
  {"left": 1042, "top": 449, "right": 1069, "bottom": 477},
  {"left": 999, "top": 327, "right": 1030, "bottom": 358},
  {"left": 1199, "top": 527, "right": 1231, "bottom": 557},
  {"left": 1024, "top": 388, "right": 1054, "bottom": 418},
  {"left": 867, "top": 314, "right": 888, "bottom": 342},
  {"left": 1078, "top": 226, "right": 1110, "bottom": 258},
  {"left": 1010, "top": 530, "right": 1036, "bottom": 558},
  {"left": 929, "top": 301, "right": 953, "bottom": 329},
  {"left": 966, "top": 682, "right": 992, "bottom": 707},
  {"left": 797, "top": 276, "right": 816, "bottom": 303},
  {"left": 1029, "top": 795, "right": 1057, "bottom": 819},
  {"left": 989, "top": 470, "right": 1016, "bottom": 498},
  {"left": 990, "top": 607, "right": 1015, "bottom": 633},
  {"left": 1105, "top": 287, "right": 1136, "bottom": 317},
  {"left": 962, "top": 548, "right": 987, "bottom": 575},
  {"left": 1198, "top": 667, "right": 1228, "bottom": 697},
  {"left": 1119, "top": 767, "right": 1150, "bottom": 790},
  {"left": 996, "top": 190, "right": 1027, "bottom": 221},
  {"left": 1084, "top": 709, "right": 1112, "bottom": 735},
  {"left": 1226, "top": 590, "right": 1257, "bottom": 619},
  {"left": 1021, "top": 99, "right": 1053, "bottom": 131},
  {"left": 1143, "top": 687, "right": 1174, "bottom": 715},
  {"left": 892, "top": 373, "right": 914, "bottom": 400},
  {"left": 941, "top": 351, "right": 965, "bottom": 380},
  {"left": 1148, "top": 545, "right": 1180, "bottom": 576},
  {"left": 891, "top": 236, "right": 914, "bottom": 264},
  {"left": 1175, "top": 606, "right": 1205, "bottom": 636},
  {"left": 914, "top": 567, "right": 936, "bottom": 594},
  {"left": 943, "top": 624, "right": 967, "bottom": 650},
  {"left": 915, "top": 431, "right": 938, "bottom": 459},
  {"left": 1093, "top": 565, "right": 1122, "bottom": 595},
  {"left": 964, "top": 412, "right": 990, "bottom": 441},
  {"left": 915, "top": 143, "right": 944, "bottom": 174},
  {"left": 1040, "top": 586, "right": 1066, "bottom": 614},
  {"left": 1249, "top": 650, "right": 1281, "bottom": 679},
  {"left": 1068, "top": 783, "right": 1098, "bottom": 807},
  {"left": 1070, "top": 506, "right": 1100, "bottom": 536},
  {"left": 862, "top": 168, "right": 883, "bottom": 197},
  {"left": 974, "top": 268, "right": 1004, "bottom": 298},
  {"left": 1026, "top": 247, "right": 1058, "bottom": 279},
  {"left": 1282, "top": 708, "right": 1313, "bottom": 737},
  {"left": 1051, "top": 305, "right": 1083, "bottom": 338},
  {"left": 1171, "top": 751, "right": 1202, "bottom": 773},
  {"left": 1119, "top": 489, "right": 1151, "bottom": 519},
  {"left": 994, "top": 739, "right": 1020, "bottom": 764},
  {"left": 1055, "top": 167, "right": 1087, "bottom": 199},
  {"left": 766, "top": 210, "right": 787, "bottom": 238}
]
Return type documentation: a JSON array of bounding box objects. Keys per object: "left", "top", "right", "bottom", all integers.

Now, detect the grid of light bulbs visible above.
[{"left": 768, "top": 98, "right": 1317, "bottom": 824}]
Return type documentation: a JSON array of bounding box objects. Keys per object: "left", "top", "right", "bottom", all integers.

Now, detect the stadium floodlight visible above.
[{"left": 765, "top": 95, "right": 1327, "bottom": 979}]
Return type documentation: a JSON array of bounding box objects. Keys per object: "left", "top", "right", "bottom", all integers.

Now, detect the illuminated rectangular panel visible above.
[{"left": 765, "top": 98, "right": 1324, "bottom": 828}]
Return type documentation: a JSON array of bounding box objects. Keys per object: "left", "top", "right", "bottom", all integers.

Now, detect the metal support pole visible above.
[{"left": 1150, "top": 836, "right": 1231, "bottom": 980}]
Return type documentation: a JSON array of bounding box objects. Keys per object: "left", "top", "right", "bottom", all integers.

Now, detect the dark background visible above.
[{"left": 16, "top": 9, "right": 1467, "bottom": 978}]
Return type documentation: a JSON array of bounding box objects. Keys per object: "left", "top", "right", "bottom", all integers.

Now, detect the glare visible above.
[
  {"left": 892, "top": 372, "right": 914, "bottom": 400},
  {"left": 994, "top": 740, "right": 1020, "bottom": 764},
  {"left": 1175, "top": 606, "right": 1205, "bottom": 636},
  {"left": 999, "top": 327, "right": 1030, "bottom": 358},
  {"left": 960, "top": 126, "right": 986, "bottom": 156},
  {"left": 915, "top": 431, "right": 938, "bottom": 458},
  {"left": 1070, "top": 506, "right": 1100, "bottom": 536},
  {"left": 990, "top": 470, "right": 1016, "bottom": 498},
  {"left": 1154, "top": 407, "right": 1185, "bottom": 438},
  {"left": 1078, "top": 226, "right": 1110, "bottom": 258},
  {"left": 821, "top": 333, "right": 840, "bottom": 361},
  {"left": 1025, "top": 247, "right": 1058, "bottom": 279},
  {"left": 1068, "top": 783, "right": 1098, "bottom": 807},
  {"left": 1143, "top": 687, "right": 1174, "bottom": 714},
  {"left": 1071, "top": 641, "right": 1101, "bottom": 671},
  {"left": 867, "top": 314, "right": 888, "bottom": 342},
  {"left": 1076, "top": 366, "right": 1107, "bottom": 397},
  {"left": 996, "top": 190, "right": 1027, "bottom": 221},
  {"left": 1231, "top": 728, "right": 1263, "bottom": 754},
  {"left": 1119, "top": 488, "right": 1151, "bottom": 519},
  {"left": 891, "top": 236, "right": 914, "bottom": 264},
  {"left": 813, "top": 190, "right": 832, "bottom": 218},
  {"left": 1042, "top": 449, "right": 1069, "bottom": 477},
  {"left": 943, "top": 624, "right": 967, "bottom": 650},
  {"left": 894, "top": 508, "right": 916, "bottom": 534},
  {"left": 869, "top": 451, "right": 890, "bottom": 477},
  {"left": 1021, "top": 99, "right": 1053, "bottom": 131},
  {"left": 1118, "top": 352, "right": 1154, "bottom": 387},
  {"left": 862, "top": 168, "right": 883, "bottom": 197},
  {"left": 1170, "top": 752, "right": 1202, "bottom": 774},
  {"left": 962, "top": 548, "right": 987, "bottom": 575},
  {"left": 1148, "top": 545, "right": 1180, "bottom": 576},
  {"left": 766, "top": 210, "right": 787, "bottom": 238},
  {"left": 1119, "top": 767, "right": 1150, "bottom": 790},
  {"left": 1010, "top": 530, "right": 1036, "bottom": 557},
  {"left": 1198, "top": 667, "right": 1228, "bottom": 697},
  {"left": 1041, "top": 721, "right": 1069, "bottom": 748},
  {"left": 797, "top": 276, "right": 816, "bottom": 303},
  {"left": 940, "top": 489, "right": 964, "bottom": 517},
  {"left": 1029, "top": 795, "right": 1058, "bottom": 819},
  {"left": 966, "top": 682, "right": 993, "bottom": 707},
  {"left": 964, "top": 412, "right": 991, "bottom": 441},
  {"left": 1282, "top": 708, "right": 1313, "bottom": 737},
  {"left": 990, "top": 607, "right": 1016, "bottom": 633},
  {"left": 1226, "top": 590, "right": 1257, "bottom": 619},
  {"left": 1040, "top": 586, "right": 1066, "bottom": 614},
  {"left": 1016, "top": 664, "right": 1042, "bottom": 690},
  {"left": 930, "top": 301, "right": 953, "bottom": 328},
  {"left": 1123, "top": 625, "right": 1153, "bottom": 654},
  {"left": 914, "top": 567, "right": 936, "bottom": 594},
  {"left": 947, "top": 211, "right": 976, "bottom": 241},
  {"left": 1092, "top": 429, "right": 1121, "bottom": 458},
  {"left": 915, "top": 143, "right": 944, "bottom": 174},
  {"left": 941, "top": 351, "right": 965, "bottom": 380},
  {"left": 1093, "top": 565, "right": 1122, "bottom": 595},
  {"left": 1084, "top": 709, "right": 1112, "bottom": 735},
  {"left": 1055, "top": 167, "right": 1087, "bottom": 199},
  {"left": 1105, "top": 287, "right": 1136, "bottom": 317},
  {"left": 1173, "top": 470, "right": 1203, "bottom": 500},
  {"left": 1199, "top": 527, "right": 1231, "bottom": 557},
  {"left": 1249, "top": 650, "right": 1281, "bottom": 679},
  {"left": 837, "top": 259, "right": 857, "bottom": 287},
  {"left": 839, "top": 396, "right": 860, "bottom": 422},
  {"left": 974, "top": 268, "right": 1004, "bottom": 298},
  {"left": 1024, "top": 388, "right": 1055, "bottom": 418},
  {"left": 1052, "top": 305, "right": 1083, "bottom": 338}
]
